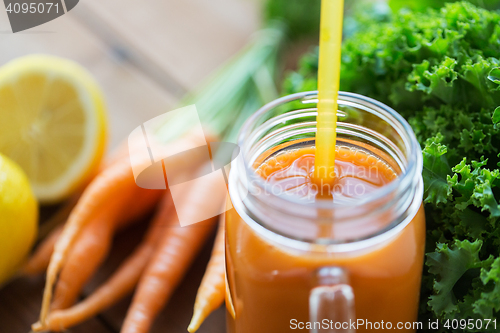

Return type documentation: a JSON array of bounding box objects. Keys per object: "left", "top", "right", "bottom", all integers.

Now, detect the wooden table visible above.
[{"left": 0, "top": 1, "right": 260, "bottom": 332}]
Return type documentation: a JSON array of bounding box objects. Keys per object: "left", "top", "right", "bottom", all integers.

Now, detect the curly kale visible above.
[
  {"left": 389, "top": 0, "right": 500, "bottom": 12},
  {"left": 283, "top": 2, "right": 500, "bottom": 331}
]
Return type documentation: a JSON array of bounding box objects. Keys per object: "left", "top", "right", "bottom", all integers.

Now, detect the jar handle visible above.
[{"left": 309, "top": 267, "right": 356, "bottom": 333}]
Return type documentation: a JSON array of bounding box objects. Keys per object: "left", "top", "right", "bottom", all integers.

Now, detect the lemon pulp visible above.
[{"left": 0, "top": 55, "right": 107, "bottom": 203}]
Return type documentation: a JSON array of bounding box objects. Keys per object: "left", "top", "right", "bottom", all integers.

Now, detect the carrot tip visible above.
[
  {"left": 188, "top": 309, "right": 207, "bottom": 333},
  {"left": 187, "top": 319, "right": 199, "bottom": 332},
  {"left": 31, "top": 321, "right": 45, "bottom": 332}
]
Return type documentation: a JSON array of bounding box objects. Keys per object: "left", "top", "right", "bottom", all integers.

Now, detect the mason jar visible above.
[{"left": 225, "top": 91, "right": 425, "bottom": 333}]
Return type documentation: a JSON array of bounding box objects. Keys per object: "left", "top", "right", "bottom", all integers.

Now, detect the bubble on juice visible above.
[{"left": 255, "top": 146, "right": 397, "bottom": 203}]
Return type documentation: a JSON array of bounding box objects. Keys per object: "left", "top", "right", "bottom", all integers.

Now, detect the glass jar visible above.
[{"left": 225, "top": 91, "right": 425, "bottom": 333}]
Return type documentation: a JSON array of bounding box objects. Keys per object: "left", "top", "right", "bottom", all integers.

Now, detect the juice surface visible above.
[
  {"left": 226, "top": 146, "right": 425, "bottom": 333},
  {"left": 255, "top": 146, "right": 397, "bottom": 204}
]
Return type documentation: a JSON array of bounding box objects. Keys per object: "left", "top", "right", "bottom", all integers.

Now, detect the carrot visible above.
[
  {"left": 51, "top": 193, "right": 129, "bottom": 310},
  {"left": 121, "top": 221, "right": 217, "bottom": 333},
  {"left": 22, "top": 150, "right": 156, "bottom": 280},
  {"left": 119, "top": 188, "right": 163, "bottom": 227},
  {"left": 35, "top": 131, "right": 215, "bottom": 325},
  {"left": 51, "top": 185, "right": 164, "bottom": 310},
  {"left": 121, "top": 173, "right": 223, "bottom": 333},
  {"left": 223, "top": 197, "right": 236, "bottom": 320},
  {"left": 37, "top": 157, "right": 142, "bottom": 325},
  {"left": 188, "top": 219, "right": 225, "bottom": 332},
  {"left": 21, "top": 226, "right": 63, "bottom": 277},
  {"left": 21, "top": 188, "right": 159, "bottom": 279},
  {"left": 32, "top": 193, "right": 174, "bottom": 332},
  {"left": 104, "top": 129, "right": 217, "bottom": 172},
  {"left": 225, "top": 269, "right": 236, "bottom": 319}
]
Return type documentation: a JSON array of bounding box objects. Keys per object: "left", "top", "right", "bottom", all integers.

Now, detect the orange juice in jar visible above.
[{"left": 225, "top": 92, "right": 425, "bottom": 333}]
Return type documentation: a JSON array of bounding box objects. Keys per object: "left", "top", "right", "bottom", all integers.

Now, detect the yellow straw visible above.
[{"left": 313, "top": 0, "right": 344, "bottom": 186}]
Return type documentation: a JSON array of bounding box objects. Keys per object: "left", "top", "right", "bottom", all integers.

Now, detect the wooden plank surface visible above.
[
  {"left": 0, "top": 0, "right": 259, "bottom": 332},
  {"left": 79, "top": 0, "right": 260, "bottom": 91},
  {"left": 0, "top": 277, "right": 114, "bottom": 333}
]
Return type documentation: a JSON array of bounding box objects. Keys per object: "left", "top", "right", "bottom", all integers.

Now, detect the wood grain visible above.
[{"left": 78, "top": 0, "right": 260, "bottom": 91}]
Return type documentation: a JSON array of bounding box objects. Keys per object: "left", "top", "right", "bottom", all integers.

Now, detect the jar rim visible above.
[{"left": 236, "top": 91, "right": 423, "bottom": 211}]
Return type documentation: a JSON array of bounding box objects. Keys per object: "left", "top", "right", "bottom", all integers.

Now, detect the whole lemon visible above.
[{"left": 0, "top": 153, "right": 38, "bottom": 286}]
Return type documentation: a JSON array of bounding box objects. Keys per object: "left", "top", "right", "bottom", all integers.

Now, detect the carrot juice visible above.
[
  {"left": 226, "top": 144, "right": 425, "bottom": 333},
  {"left": 226, "top": 91, "right": 425, "bottom": 333}
]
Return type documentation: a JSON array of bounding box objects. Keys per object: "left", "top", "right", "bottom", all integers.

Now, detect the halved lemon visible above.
[{"left": 0, "top": 55, "right": 107, "bottom": 203}]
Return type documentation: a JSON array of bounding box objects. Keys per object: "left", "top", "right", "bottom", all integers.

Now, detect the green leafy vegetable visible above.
[
  {"left": 422, "top": 135, "right": 453, "bottom": 205},
  {"left": 264, "top": 0, "right": 320, "bottom": 40},
  {"left": 263, "top": 0, "right": 392, "bottom": 41},
  {"left": 283, "top": 2, "right": 500, "bottom": 331},
  {"left": 493, "top": 106, "right": 500, "bottom": 124},
  {"left": 389, "top": 0, "right": 500, "bottom": 12},
  {"left": 427, "top": 240, "right": 492, "bottom": 318}
]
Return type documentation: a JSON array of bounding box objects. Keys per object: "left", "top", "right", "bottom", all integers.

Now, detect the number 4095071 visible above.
[
  {"left": 6, "top": 2, "right": 59, "bottom": 14},
  {"left": 444, "top": 319, "right": 497, "bottom": 330}
]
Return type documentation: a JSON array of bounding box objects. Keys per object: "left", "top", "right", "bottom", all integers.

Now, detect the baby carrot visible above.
[
  {"left": 188, "top": 219, "right": 225, "bottom": 332},
  {"left": 32, "top": 193, "right": 174, "bottom": 332}
]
